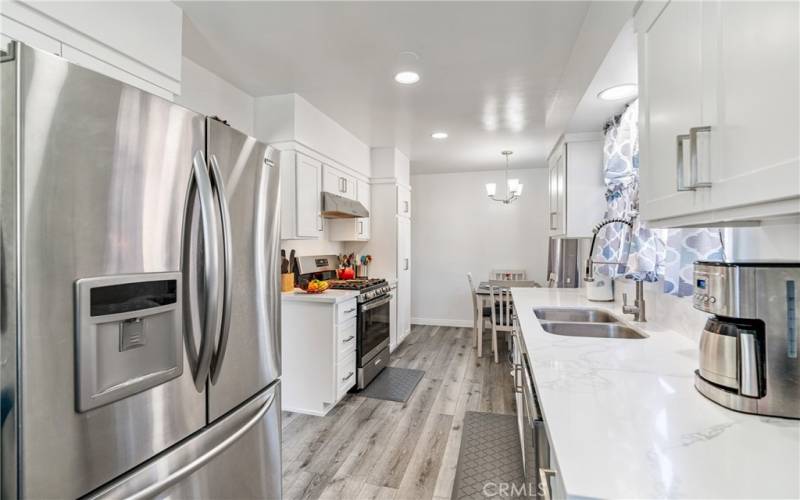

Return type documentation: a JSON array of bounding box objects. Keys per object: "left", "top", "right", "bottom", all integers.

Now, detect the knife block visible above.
[{"left": 281, "top": 273, "right": 294, "bottom": 292}]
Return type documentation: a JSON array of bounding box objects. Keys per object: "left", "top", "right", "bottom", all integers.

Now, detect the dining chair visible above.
[
  {"left": 491, "top": 269, "right": 527, "bottom": 281},
  {"left": 488, "top": 279, "right": 540, "bottom": 363},
  {"left": 467, "top": 272, "right": 492, "bottom": 358}
]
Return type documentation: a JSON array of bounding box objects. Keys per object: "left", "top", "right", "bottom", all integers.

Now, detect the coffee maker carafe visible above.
[{"left": 693, "top": 261, "right": 799, "bottom": 419}]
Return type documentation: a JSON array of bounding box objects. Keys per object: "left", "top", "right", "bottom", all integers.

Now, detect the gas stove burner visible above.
[
  {"left": 327, "top": 278, "right": 390, "bottom": 302},
  {"left": 327, "top": 278, "right": 386, "bottom": 291}
]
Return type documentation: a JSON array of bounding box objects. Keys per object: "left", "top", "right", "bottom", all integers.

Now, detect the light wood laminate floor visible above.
[{"left": 281, "top": 324, "right": 516, "bottom": 500}]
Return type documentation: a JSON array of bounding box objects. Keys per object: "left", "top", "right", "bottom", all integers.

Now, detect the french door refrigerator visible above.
[{"left": 0, "top": 42, "right": 282, "bottom": 499}]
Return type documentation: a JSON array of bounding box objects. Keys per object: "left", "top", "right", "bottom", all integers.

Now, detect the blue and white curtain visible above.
[{"left": 594, "top": 99, "right": 725, "bottom": 296}]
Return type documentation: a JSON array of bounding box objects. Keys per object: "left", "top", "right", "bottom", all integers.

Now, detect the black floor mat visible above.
[
  {"left": 358, "top": 367, "right": 425, "bottom": 402},
  {"left": 452, "top": 411, "right": 527, "bottom": 499}
]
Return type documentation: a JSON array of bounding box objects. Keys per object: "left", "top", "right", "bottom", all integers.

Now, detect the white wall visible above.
[
  {"left": 174, "top": 57, "right": 255, "bottom": 135},
  {"left": 255, "top": 93, "right": 371, "bottom": 176},
  {"left": 281, "top": 229, "right": 344, "bottom": 258},
  {"left": 729, "top": 217, "right": 800, "bottom": 261},
  {"left": 410, "top": 168, "right": 549, "bottom": 326}
]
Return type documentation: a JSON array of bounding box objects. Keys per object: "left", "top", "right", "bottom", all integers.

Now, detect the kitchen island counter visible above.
[{"left": 512, "top": 287, "right": 800, "bottom": 500}]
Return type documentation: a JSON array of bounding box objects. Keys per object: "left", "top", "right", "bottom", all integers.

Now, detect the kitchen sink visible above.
[
  {"left": 533, "top": 307, "right": 618, "bottom": 323},
  {"left": 540, "top": 322, "right": 646, "bottom": 339}
]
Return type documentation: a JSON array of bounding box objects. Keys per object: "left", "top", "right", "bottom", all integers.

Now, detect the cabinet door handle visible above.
[
  {"left": 513, "top": 363, "right": 523, "bottom": 394},
  {"left": 403, "top": 200, "right": 409, "bottom": 213},
  {"left": 341, "top": 372, "right": 354, "bottom": 382},
  {"left": 404, "top": 258, "right": 409, "bottom": 271},
  {"left": 317, "top": 215, "right": 323, "bottom": 231},
  {"left": 689, "top": 126, "right": 712, "bottom": 189},
  {"left": 676, "top": 134, "right": 694, "bottom": 192},
  {"left": 344, "top": 308, "right": 356, "bottom": 314},
  {"left": 358, "top": 221, "right": 364, "bottom": 235},
  {"left": 342, "top": 335, "right": 355, "bottom": 343},
  {"left": 549, "top": 211, "right": 557, "bottom": 230}
]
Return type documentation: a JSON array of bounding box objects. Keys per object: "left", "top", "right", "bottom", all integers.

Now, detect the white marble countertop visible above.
[
  {"left": 512, "top": 287, "right": 800, "bottom": 500},
  {"left": 281, "top": 289, "right": 359, "bottom": 304}
]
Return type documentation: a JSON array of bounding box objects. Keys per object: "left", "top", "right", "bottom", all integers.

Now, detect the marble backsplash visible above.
[{"left": 614, "top": 278, "right": 711, "bottom": 343}]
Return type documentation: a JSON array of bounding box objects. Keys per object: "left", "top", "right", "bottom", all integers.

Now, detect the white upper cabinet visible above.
[
  {"left": 322, "top": 164, "right": 357, "bottom": 201},
  {"left": 329, "top": 178, "right": 371, "bottom": 241},
  {"left": 548, "top": 144, "right": 566, "bottom": 236},
  {"left": 636, "top": 0, "right": 799, "bottom": 226},
  {"left": 281, "top": 151, "right": 323, "bottom": 240},
  {"left": 637, "top": 0, "right": 709, "bottom": 222},
  {"left": 547, "top": 134, "right": 606, "bottom": 237},
  {"left": 397, "top": 185, "right": 411, "bottom": 218},
  {"left": 709, "top": 1, "right": 799, "bottom": 216},
  {"left": 0, "top": 0, "right": 182, "bottom": 99},
  {"left": 357, "top": 179, "right": 371, "bottom": 239},
  {"left": 396, "top": 216, "right": 411, "bottom": 343}
]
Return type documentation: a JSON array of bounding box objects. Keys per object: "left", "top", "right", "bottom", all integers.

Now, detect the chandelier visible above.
[{"left": 486, "top": 151, "right": 523, "bottom": 204}]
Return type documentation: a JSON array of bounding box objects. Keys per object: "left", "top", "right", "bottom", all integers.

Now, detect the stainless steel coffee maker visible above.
[{"left": 693, "top": 261, "right": 799, "bottom": 419}]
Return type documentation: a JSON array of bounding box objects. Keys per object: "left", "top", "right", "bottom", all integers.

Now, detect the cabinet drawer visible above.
[
  {"left": 337, "top": 299, "right": 358, "bottom": 324},
  {"left": 337, "top": 318, "right": 357, "bottom": 357},
  {"left": 337, "top": 351, "right": 356, "bottom": 397}
]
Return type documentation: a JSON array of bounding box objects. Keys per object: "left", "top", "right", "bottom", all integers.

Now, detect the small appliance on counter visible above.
[{"left": 693, "top": 261, "right": 800, "bottom": 419}]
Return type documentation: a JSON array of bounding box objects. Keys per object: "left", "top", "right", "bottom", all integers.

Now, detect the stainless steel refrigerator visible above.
[{"left": 0, "top": 42, "right": 282, "bottom": 499}]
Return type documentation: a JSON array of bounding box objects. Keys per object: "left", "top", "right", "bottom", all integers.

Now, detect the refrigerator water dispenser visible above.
[{"left": 75, "top": 272, "right": 183, "bottom": 412}]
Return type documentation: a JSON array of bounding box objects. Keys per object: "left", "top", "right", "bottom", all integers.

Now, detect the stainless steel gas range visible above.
[{"left": 295, "top": 255, "right": 392, "bottom": 389}]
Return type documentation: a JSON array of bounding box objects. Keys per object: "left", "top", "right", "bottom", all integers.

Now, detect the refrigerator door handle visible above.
[
  {"left": 93, "top": 389, "right": 277, "bottom": 500},
  {"left": 208, "top": 154, "right": 234, "bottom": 384},
  {"left": 185, "top": 150, "right": 222, "bottom": 391}
]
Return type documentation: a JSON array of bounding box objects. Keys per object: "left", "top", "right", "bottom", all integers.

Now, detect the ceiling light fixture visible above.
[
  {"left": 431, "top": 131, "right": 448, "bottom": 139},
  {"left": 395, "top": 71, "right": 420, "bottom": 84},
  {"left": 597, "top": 83, "right": 638, "bottom": 101},
  {"left": 486, "top": 151, "right": 523, "bottom": 204},
  {"left": 394, "top": 51, "right": 421, "bottom": 85}
]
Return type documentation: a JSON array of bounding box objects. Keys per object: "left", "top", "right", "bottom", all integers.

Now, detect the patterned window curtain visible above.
[{"left": 594, "top": 99, "right": 725, "bottom": 296}]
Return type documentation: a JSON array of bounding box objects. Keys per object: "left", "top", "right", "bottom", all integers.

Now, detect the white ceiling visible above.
[
  {"left": 567, "top": 19, "right": 637, "bottom": 133},
  {"left": 180, "top": 1, "right": 631, "bottom": 174}
]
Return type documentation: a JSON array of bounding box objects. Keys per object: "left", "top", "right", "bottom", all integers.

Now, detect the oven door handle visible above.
[{"left": 361, "top": 294, "right": 392, "bottom": 312}]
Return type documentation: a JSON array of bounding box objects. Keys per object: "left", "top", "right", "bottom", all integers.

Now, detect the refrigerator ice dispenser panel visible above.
[{"left": 75, "top": 272, "right": 183, "bottom": 412}]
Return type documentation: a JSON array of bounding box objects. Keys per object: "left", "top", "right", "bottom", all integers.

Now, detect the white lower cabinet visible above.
[
  {"left": 388, "top": 282, "right": 398, "bottom": 352},
  {"left": 281, "top": 297, "right": 357, "bottom": 415}
]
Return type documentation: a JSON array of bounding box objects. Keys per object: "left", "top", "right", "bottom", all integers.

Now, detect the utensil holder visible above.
[{"left": 281, "top": 273, "right": 294, "bottom": 292}]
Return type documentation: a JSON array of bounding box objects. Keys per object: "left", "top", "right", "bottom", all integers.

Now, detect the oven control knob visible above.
[
  {"left": 703, "top": 295, "right": 710, "bottom": 303},
  {"left": 710, "top": 296, "right": 717, "bottom": 303}
]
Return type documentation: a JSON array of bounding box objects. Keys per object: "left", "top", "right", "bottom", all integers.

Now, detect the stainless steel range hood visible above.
[{"left": 321, "top": 191, "right": 369, "bottom": 218}]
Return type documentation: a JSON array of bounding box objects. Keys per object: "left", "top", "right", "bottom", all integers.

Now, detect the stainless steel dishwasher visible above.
[{"left": 513, "top": 324, "right": 553, "bottom": 500}]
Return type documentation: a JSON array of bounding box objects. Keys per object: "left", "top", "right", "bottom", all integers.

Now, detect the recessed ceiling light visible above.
[
  {"left": 597, "top": 83, "right": 638, "bottom": 101},
  {"left": 395, "top": 71, "right": 420, "bottom": 85},
  {"left": 431, "top": 131, "right": 448, "bottom": 139}
]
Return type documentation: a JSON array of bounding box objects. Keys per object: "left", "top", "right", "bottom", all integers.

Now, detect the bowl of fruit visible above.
[{"left": 296, "top": 279, "right": 329, "bottom": 294}]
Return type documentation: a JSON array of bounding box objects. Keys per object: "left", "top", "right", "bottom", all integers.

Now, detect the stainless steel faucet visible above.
[
  {"left": 584, "top": 217, "right": 633, "bottom": 283},
  {"left": 622, "top": 280, "right": 647, "bottom": 322}
]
